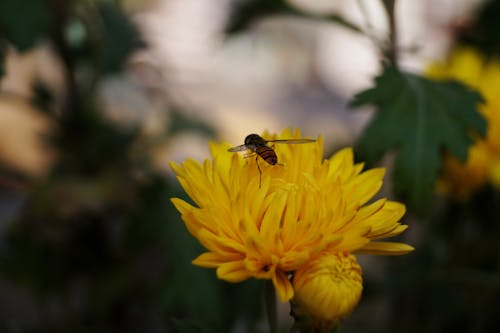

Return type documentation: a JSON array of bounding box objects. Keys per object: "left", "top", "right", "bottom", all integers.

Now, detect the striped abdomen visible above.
[{"left": 255, "top": 145, "right": 278, "bottom": 165}]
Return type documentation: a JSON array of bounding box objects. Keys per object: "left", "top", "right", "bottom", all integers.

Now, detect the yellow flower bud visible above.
[{"left": 291, "top": 253, "right": 363, "bottom": 330}]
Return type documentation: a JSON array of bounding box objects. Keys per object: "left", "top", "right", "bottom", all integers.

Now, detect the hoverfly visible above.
[{"left": 228, "top": 133, "right": 315, "bottom": 186}]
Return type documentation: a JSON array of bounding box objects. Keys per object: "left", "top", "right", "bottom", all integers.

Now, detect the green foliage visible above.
[
  {"left": 55, "top": 108, "right": 140, "bottom": 176},
  {"left": 350, "top": 66, "right": 486, "bottom": 212},
  {"left": 60, "top": 2, "right": 145, "bottom": 89},
  {"left": 95, "top": 2, "right": 145, "bottom": 74},
  {"left": 0, "top": 0, "right": 52, "bottom": 51}
]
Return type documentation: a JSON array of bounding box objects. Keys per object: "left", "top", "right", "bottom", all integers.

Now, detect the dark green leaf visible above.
[
  {"left": 350, "top": 66, "right": 486, "bottom": 211},
  {"left": 0, "top": 0, "right": 51, "bottom": 51},
  {"left": 97, "top": 2, "right": 145, "bottom": 73}
]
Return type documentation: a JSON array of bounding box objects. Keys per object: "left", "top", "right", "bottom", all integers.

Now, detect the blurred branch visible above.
[
  {"left": 226, "top": 0, "right": 364, "bottom": 35},
  {"left": 0, "top": 39, "right": 6, "bottom": 78},
  {"left": 381, "top": 0, "right": 398, "bottom": 66},
  {"left": 48, "top": 0, "right": 79, "bottom": 115},
  {"left": 356, "top": 0, "right": 381, "bottom": 47}
]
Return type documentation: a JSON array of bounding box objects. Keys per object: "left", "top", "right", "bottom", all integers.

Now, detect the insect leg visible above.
[
  {"left": 244, "top": 152, "right": 256, "bottom": 159},
  {"left": 256, "top": 156, "right": 262, "bottom": 188}
]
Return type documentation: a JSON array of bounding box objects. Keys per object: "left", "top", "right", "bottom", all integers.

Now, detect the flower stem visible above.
[{"left": 265, "top": 280, "right": 278, "bottom": 333}]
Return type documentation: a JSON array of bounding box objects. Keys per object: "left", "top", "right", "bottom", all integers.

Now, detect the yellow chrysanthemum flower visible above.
[
  {"left": 428, "top": 47, "right": 500, "bottom": 197},
  {"left": 170, "top": 128, "right": 414, "bottom": 316}
]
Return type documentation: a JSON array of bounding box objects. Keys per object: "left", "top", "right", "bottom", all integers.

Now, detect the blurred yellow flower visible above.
[
  {"left": 170, "top": 128, "right": 413, "bottom": 318},
  {"left": 428, "top": 47, "right": 500, "bottom": 198}
]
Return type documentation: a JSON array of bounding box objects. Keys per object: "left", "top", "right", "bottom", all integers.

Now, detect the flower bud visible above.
[{"left": 291, "top": 253, "right": 363, "bottom": 331}]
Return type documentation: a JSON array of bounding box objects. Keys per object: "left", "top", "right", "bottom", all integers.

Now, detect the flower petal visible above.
[
  {"left": 273, "top": 270, "right": 294, "bottom": 302},
  {"left": 217, "top": 261, "right": 252, "bottom": 282},
  {"left": 170, "top": 197, "right": 195, "bottom": 214},
  {"left": 193, "top": 252, "right": 243, "bottom": 267},
  {"left": 346, "top": 168, "right": 385, "bottom": 206},
  {"left": 355, "top": 242, "right": 415, "bottom": 255}
]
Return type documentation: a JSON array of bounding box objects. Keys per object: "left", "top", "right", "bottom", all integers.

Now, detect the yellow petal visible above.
[
  {"left": 169, "top": 161, "right": 185, "bottom": 177},
  {"left": 194, "top": 229, "right": 246, "bottom": 256},
  {"left": 260, "top": 191, "right": 287, "bottom": 243},
  {"left": 355, "top": 242, "right": 415, "bottom": 255},
  {"left": 243, "top": 257, "right": 267, "bottom": 274},
  {"left": 217, "top": 261, "right": 252, "bottom": 282},
  {"left": 193, "top": 252, "right": 242, "bottom": 267},
  {"left": 346, "top": 168, "right": 385, "bottom": 205},
  {"left": 356, "top": 199, "right": 386, "bottom": 220},
  {"left": 280, "top": 250, "right": 310, "bottom": 271},
  {"left": 170, "top": 198, "right": 195, "bottom": 215},
  {"left": 328, "top": 148, "right": 354, "bottom": 181},
  {"left": 330, "top": 233, "right": 370, "bottom": 253},
  {"left": 360, "top": 201, "right": 407, "bottom": 239},
  {"left": 273, "top": 270, "right": 294, "bottom": 302},
  {"left": 370, "top": 224, "right": 408, "bottom": 240}
]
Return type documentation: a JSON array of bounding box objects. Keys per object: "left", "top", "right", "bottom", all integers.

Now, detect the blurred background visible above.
[{"left": 1, "top": 0, "right": 499, "bottom": 332}]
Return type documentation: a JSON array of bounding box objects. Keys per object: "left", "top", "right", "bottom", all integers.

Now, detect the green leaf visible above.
[
  {"left": 350, "top": 66, "right": 486, "bottom": 211},
  {"left": 97, "top": 2, "right": 145, "bottom": 73},
  {"left": 0, "top": 0, "right": 52, "bottom": 51}
]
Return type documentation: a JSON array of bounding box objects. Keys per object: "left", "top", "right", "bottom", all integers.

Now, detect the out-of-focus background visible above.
[{"left": 1, "top": 0, "right": 499, "bottom": 332}]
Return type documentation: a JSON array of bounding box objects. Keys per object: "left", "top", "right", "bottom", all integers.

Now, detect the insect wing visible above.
[
  {"left": 265, "top": 138, "right": 316, "bottom": 144},
  {"left": 228, "top": 144, "right": 251, "bottom": 152}
]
